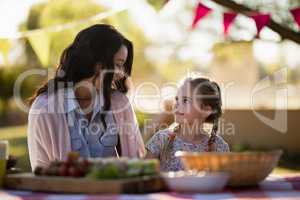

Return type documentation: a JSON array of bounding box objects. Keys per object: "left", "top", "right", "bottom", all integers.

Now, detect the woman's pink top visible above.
[{"left": 27, "top": 89, "right": 145, "bottom": 171}]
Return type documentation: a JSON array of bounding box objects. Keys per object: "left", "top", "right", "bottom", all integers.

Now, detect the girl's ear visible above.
[{"left": 201, "top": 104, "right": 213, "bottom": 119}]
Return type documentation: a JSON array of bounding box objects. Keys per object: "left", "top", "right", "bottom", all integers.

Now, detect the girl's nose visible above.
[{"left": 174, "top": 101, "right": 179, "bottom": 109}]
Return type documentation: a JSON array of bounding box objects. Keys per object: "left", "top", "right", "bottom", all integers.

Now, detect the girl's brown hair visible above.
[{"left": 187, "top": 77, "right": 222, "bottom": 151}]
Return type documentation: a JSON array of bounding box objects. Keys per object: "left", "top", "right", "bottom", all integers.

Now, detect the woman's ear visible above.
[{"left": 95, "top": 63, "right": 103, "bottom": 72}]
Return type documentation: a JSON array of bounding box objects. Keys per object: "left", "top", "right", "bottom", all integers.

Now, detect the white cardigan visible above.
[{"left": 27, "top": 89, "right": 145, "bottom": 171}]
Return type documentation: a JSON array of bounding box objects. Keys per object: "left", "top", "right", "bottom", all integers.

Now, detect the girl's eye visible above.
[{"left": 183, "top": 98, "right": 189, "bottom": 104}]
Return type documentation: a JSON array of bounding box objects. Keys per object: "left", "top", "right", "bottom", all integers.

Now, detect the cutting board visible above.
[{"left": 4, "top": 173, "right": 165, "bottom": 194}]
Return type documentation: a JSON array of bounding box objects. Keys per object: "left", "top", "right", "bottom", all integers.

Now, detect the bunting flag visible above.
[
  {"left": 0, "top": 8, "right": 125, "bottom": 68},
  {"left": 223, "top": 12, "right": 238, "bottom": 36},
  {"left": 0, "top": 39, "right": 12, "bottom": 66},
  {"left": 147, "top": 0, "right": 169, "bottom": 12},
  {"left": 27, "top": 31, "right": 50, "bottom": 67},
  {"left": 250, "top": 13, "right": 271, "bottom": 36},
  {"left": 290, "top": 7, "right": 300, "bottom": 28},
  {"left": 192, "top": 3, "right": 212, "bottom": 29}
]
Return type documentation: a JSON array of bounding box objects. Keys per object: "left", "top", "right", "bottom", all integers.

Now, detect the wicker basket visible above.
[{"left": 175, "top": 150, "right": 282, "bottom": 187}]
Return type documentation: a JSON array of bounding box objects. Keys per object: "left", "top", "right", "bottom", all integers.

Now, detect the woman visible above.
[{"left": 27, "top": 24, "right": 145, "bottom": 171}]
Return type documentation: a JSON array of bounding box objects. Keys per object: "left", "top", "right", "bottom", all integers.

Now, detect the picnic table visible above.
[{"left": 1, "top": 174, "right": 300, "bottom": 200}]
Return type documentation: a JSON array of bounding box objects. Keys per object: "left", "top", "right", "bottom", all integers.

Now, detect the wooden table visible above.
[{"left": 1, "top": 174, "right": 300, "bottom": 200}]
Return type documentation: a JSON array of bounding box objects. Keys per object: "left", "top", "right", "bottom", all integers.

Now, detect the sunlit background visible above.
[{"left": 0, "top": 0, "right": 299, "bottom": 172}]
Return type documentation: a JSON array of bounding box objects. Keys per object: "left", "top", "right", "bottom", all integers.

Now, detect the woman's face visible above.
[
  {"left": 94, "top": 44, "right": 128, "bottom": 90},
  {"left": 174, "top": 81, "right": 212, "bottom": 125},
  {"left": 113, "top": 45, "right": 128, "bottom": 81},
  {"left": 78, "top": 45, "right": 128, "bottom": 93}
]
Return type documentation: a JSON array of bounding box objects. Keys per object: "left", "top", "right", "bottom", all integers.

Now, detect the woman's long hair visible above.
[{"left": 29, "top": 24, "right": 133, "bottom": 129}]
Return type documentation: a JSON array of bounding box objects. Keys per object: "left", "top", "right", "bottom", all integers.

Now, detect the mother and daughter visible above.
[{"left": 27, "top": 24, "right": 229, "bottom": 172}]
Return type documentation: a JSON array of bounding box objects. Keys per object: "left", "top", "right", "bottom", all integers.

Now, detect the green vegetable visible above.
[
  {"left": 126, "top": 159, "right": 144, "bottom": 177},
  {"left": 142, "top": 159, "right": 159, "bottom": 176}
]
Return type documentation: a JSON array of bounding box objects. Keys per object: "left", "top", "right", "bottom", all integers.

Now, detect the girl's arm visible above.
[
  {"left": 145, "top": 150, "right": 158, "bottom": 159},
  {"left": 144, "top": 131, "right": 168, "bottom": 160}
]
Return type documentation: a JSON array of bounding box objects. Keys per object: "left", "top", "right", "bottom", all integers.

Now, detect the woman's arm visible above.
[
  {"left": 27, "top": 112, "right": 51, "bottom": 171},
  {"left": 112, "top": 91, "right": 146, "bottom": 158},
  {"left": 28, "top": 94, "right": 73, "bottom": 171}
]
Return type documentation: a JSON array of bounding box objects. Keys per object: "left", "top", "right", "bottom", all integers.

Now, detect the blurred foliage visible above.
[
  {"left": 0, "top": 66, "right": 40, "bottom": 121},
  {"left": 20, "top": 0, "right": 104, "bottom": 67},
  {"left": 0, "top": 125, "right": 30, "bottom": 171},
  {"left": 231, "top": 142, "right": 252, "bottom": 152},
  {"left": 0, "top": 66, "right": 38, "bottom": 101}
]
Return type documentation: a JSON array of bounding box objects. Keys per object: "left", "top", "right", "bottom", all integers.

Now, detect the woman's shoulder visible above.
[
  {"left": 29, "top": 94, "right": 49, "bottom": 114},
  {"left": 29, "top": 90, "right": 65, "bottom": 115}
]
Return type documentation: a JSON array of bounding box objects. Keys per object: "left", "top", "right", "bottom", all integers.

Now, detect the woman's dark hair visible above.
[
  {"left": 187, "top": 77, "right": 222, "bottom": 152},
  {"left": 29, "top": 24, "right": 133, "bottom": 129}
]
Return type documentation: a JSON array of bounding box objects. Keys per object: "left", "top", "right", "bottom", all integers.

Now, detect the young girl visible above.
[{"left": 145, "top": 77, "right": 229, "bottom": 171}]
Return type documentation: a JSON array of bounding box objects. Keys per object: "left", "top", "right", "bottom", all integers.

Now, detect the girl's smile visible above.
[{"left": 175, "top": 111, "right": 184, "bottom": 116}]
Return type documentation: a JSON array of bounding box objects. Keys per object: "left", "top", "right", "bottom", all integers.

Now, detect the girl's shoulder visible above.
[
  {"left": 214, "top": 134, "right": 230, "bottom": 152},
  {"left": 153, "top": 128, "right": 176, "bottom": 141},
  {"left": 146, "top": 128, "right": 176, "bottom": 148},
  {"left": 145, "top": 129, "right": 173, "bottom": 158}
]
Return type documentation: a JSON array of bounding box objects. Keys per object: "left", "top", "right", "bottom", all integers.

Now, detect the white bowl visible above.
[
  {"left": 162, "top": 171, "right": 229, "bottom": 193},
  {"left": 175, "top": 150, "right": 282, "bottom": 186}
]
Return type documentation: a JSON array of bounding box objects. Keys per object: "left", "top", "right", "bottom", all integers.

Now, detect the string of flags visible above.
[
  {"left": 147, "top": 0, "right": 300, "bottom": 33},
  {"left": 191, "top": 2, "right": 300, "bottom": 37},
  {"left": 291, "top": 7, "right": 300, "bottom": 27},
  {"left": 0, "top": 8, "right": 126, "bottom": 67},
  {"left": 1, "top": 1, "right": 300, "bottom": 67}
]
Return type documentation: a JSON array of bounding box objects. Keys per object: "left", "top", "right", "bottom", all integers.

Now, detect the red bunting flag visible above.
[
  {"left": 290, "top": 7, "right": 300, "bottom": 28},
  {"left": 223, "top": 12, "right": 238, "bottom": 36},
  {"left": 251, "top": 13, "right": 271, "bottom": 36},
  {"left": 192, "top": 3, "right": 212, "bottom": 29}
]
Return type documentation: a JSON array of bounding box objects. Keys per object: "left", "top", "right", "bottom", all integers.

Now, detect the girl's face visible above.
[{"left": 174, "top": 81, "right": 212, "bottom": 125}]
